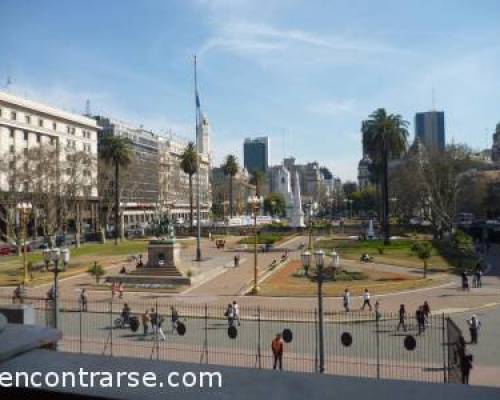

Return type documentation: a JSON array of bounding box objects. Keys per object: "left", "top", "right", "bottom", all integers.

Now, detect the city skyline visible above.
[{"left": 2, "top": 0, "right": 500, "bottom": 180}]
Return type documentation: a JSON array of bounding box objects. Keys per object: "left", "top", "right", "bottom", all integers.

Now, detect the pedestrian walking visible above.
[
  {"left": 224, "top": 303, "right": 234, "bottom": 327},
  {"left": 271, "top": 333, "right": 284, "bottom": 370},
  {"left": 12, "top": 284, "right": 24, "bottom": 304},
  {"left": 461, "top": 354, "right": 473, "bottom": 384},
  {"left": 79, "top": 289, "right": 88, "bottom": 312},
  {"left": 374, "top": 299, "right": 381, "bottom": 322},
  {"left": 467, "top": 315, "right": 481, "bottom": 344},
  {"left": 119, "top": 283, "right": 124, "bottom": 299},
  {"left": 111, "top": 282, "right": 117, "bottom": 298},
  {"left": 343, "top": 288, "right": 351, "bottom": 312},
  {"left": 416, "top": 306, "right": 426, "bottom": 335},
  {"left": 361, "top": 288, "right": 372, "bottom": 311},
  {"left": 461, "top": 271, "right": 469, "bottom": 291},
  {"left": 171, "top": 306, "right": 179, "bottom": 334},
  {"left": 234, "top": 254, "right": 240, "bottom": 268},
  {"left": 233, "top": 301, "right": 241, "bottom": 326},
  {"left": 474, "top": 270, "right": 482, "bottom": 288},
  {"left": 396, "top": 304, "right": 407, "bottom": 332},
  {"left": 156, "top": 313, "right": 166, "bottom": 341},
  {"left": 422, "top": 301, "right": 431, "bottom": 325},
  {"left": 141, "top": 310, "right": 150, "bottom": 336},
  {"left": 150, "top": 307, "right": 157, "bottom": 332}
]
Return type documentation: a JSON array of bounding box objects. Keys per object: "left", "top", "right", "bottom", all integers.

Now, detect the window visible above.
[
  {"left": 24, "top": 131, "right": 29, "bottom": 141},
  {"left": 11, "top": 111, "right": 16, "bottom": 120},
  {"left": 0, "top": 108, "right": 2, "bottom": 117},
  {"left": 9, "top": 145, "right": 15, "bottom": 153},
  {"left": 36, "top": 134, "right": 41, "bottom": 143},
  {"left": 9, "top": 160, "right": 15, "bottom": 169},
  {"left": 25, "top": 115, "right": 31, "bottom": 124},
  {"left": 38, "top": 118, "right": 44, "bottom": 127},
  {"left": 50, "top": 137, "right": 55, "bottom": 145},
  {"left": 52, "top": 122, "right": 57, "bottom": 130},
  {"left": 23, "top": 148, "right": 28, "bottom": 156},
  {"left": 9, "top": 128, "right": 15, "bottom": 139}
]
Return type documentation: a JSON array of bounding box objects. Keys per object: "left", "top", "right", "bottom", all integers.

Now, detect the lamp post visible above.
[
  {"left": 248, "top": 195, "right": 263, "bottom": 294},
  {"left": 314, "top": 249, "right": 326, "bottom": 372},
  {"left": 44, "top": 247, "right": 69, "bottom": 333},
  {"left": 16, "top": 202, "right": 32, "bottom": 286},
  {"left": 301, "top": 250, "right": 311, "bottom": 277},
  {"left": 329, "top": 249, "right": 340, "bottom": 280},
  {"left": 305, "top": 202, "right": 317, "bottom": 251}
]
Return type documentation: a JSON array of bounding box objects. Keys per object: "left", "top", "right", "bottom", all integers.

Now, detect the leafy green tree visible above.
[
  {"left": 87, "top": 262, "right": 105, "bottom": 284},
  {"left": 264, "top": 192, "right": 286, "bottom": 216},
  {"left": 411, "top": 241, "right": 432, "bottom": 278},
  {"left": 100, "top": 135, "right": 134, "bottom": 245},
  {"left": 362, "top": 108, "right": 409, "bottom": 243},
  {"left": 180, "top": 142, "right": 199, "bottom": 233},
  {"left": 223, "top": 155, "right": 239, "bottom": 217}
]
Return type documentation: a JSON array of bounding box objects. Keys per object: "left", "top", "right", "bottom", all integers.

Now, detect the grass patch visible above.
[
  {"left": 0, "top": 240, "right": 150, "bottom": 286},
  {"left": 315, "top": 238, "right": 476, "bottom": 272},
  {"left": 258, "top": 260, "right": 444, "bottom": 297},
  {"left": 239, "top": 233, "right": 284, "bottom": 245}
]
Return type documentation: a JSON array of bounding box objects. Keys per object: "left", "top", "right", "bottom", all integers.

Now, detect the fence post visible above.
[
  {"left": 204, "top": 303, "right": 209, "bottom": 364},
  {"left": 314, "top": 308, "right": 318, "bottom": 373},
  {"left": 79, "top": 305, "right": 82, "bottom": 354},
  {"left": 442, "top": 313, "right": 447, "bottom": 383},
  {"left": 376, "top": 313, "right": 380, "bottom": 379},
  {"left": 109, "top": 299, "right": 113, "bottom": 357},
  {"left": 257, "top": 306, "right": 262, "bottom": 369},
  {"left": 156, "top": 299, "right": 159, "bottom": 361}
]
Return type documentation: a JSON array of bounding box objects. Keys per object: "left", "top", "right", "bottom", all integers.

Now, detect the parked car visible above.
[{"left": 0, "top": 244, "right": 16, "bottom": 256}]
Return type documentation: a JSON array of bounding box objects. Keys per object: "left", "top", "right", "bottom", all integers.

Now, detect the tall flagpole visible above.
[{"left": 195, "top": 55, "right": 202, "bottom": 261}]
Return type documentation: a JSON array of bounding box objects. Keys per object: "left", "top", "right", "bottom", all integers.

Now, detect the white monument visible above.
[
  {"left": 274, "top": 165, "right": 295, "bottom": 217},
  {"left": 367, "top": 219, "right": 375, "bottom": 240},
  {"left": 290, "top": 171, "right": 306, "bottom": 228}
]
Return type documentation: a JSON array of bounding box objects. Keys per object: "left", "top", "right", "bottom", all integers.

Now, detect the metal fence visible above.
[
  {"left": 446, "top": 317, "right": 466, "bottom": 384},
  {"left": 2, "top": 295, "right": 449, "bottom": 383}
]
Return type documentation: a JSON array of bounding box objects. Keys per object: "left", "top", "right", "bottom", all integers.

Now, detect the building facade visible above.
[
  {"left": 0, "top": 90, "right": 99, "bottom": 237},
  {"left": 212, "top": 166, "right": 255, "bottom": 218},
  {"left": 158, "top": 133, "right": 211, "bottom": 223},
  {"left": 94, "top": 116, "right": 160, "bottom": 228},
  {"left": 492, "top": 122, "right": 500, "bottom": 163},
  {"left": 243, "top": 137, "right": 269, "bottom": 174},
  {"left": 415, "top": 111, "right": 445, "bottom": 152}
]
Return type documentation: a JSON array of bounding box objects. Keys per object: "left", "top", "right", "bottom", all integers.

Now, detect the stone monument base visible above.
[{"left": 106, "top": 238, "right": 191, "bottom": 287}]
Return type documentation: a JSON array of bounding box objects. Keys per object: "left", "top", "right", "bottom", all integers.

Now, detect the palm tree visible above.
[
  {"left": 223, "top": 155, "right": 239, "bottom": 218},
  {"left": 87, "top": 261, "right": 105, "bottom": 284},
  {"left": 180, "top": 142, "right": 198, "bottom": 233},
  {"left": 362, "top": 108, "right": 408, "bottom": 243},
  {"left": 250, "top": 170, "right": 266, "bottom": 197},
  {"left": 100, "top": 135, "right": 134, "bottom": 245}
]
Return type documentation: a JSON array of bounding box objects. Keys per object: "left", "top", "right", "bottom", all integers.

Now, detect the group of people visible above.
[
  {"left": 111, "top": 282, "right": 124, "bottom": 299},
  {"left": 140, "top": 306, "right": 180, "bottom": 341},
  {"left": 396, "top": 301, "right": 431, "bottom": 334},
  {"left": 224, "top": 301, "right": 241, "bottom": 327},
  {"left": 342, "top": 288, "right": 375, "bottom": 312}
]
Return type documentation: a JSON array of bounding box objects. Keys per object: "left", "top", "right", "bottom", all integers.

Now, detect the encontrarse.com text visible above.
[{"left": 0, "top": 369, "right": 222, "bottom": 389}]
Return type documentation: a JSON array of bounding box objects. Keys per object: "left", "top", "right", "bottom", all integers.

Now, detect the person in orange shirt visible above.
[{"left": 272, "top": 333, "right": 284, "bottom": 370}]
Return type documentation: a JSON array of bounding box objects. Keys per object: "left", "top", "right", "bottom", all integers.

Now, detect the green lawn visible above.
[
  {"left": 0, "top": 240, "right": 150, "bottom": 286},
  {"left": 239, "top": 233, "right": 285, "bottom": 245},
  {"left": 315, "top": 238, "right": 477, "bottom": 272}
]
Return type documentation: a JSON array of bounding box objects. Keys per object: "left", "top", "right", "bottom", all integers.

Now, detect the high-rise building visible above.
[
  {"left": 415, "top": 111, "right": 445, "bottom": 152},
  {"left": 244, "top": 137, "right": 269, "bottom": 174}
]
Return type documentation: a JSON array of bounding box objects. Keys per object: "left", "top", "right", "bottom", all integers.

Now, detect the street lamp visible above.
[
  {"left": 305, "top": 202, "right": 317, "bottom": 250},
  {"left": 328, "top": 249, "right": 340, "bottom": 280},
  {"left": 16, "top": 202, "right": 32, "bottom": 286},
  {"left": 44, "top": 247, "right": 69, "bottom": 332},
  {"left": 314, "top": 249, "right": 325, "bottom": 373},
  {"left": 247, "top": 195, "right": 264, "bottom": 294}
]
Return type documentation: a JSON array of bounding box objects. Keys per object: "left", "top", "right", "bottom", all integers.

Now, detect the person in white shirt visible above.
[
  {"left": 361, "top": 288, "right": 372, "bottom": 311},
  {"left": 232, "top": 301, "right": 241, "bottom": 326},
  {"left": 343, "top": 289, "right": 351, "bottom": 312}
]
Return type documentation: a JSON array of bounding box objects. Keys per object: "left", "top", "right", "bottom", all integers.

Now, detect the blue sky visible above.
[{"left": 2, "top": 0, "right": 500, "bottom": 180}]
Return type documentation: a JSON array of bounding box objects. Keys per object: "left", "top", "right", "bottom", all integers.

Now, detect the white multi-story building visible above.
[
  {"left": 159, "top": 133, "right": 212, "bottom": 223},
  {"left": 0, "top": 90, "right": 99, "bottom": 237}
]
